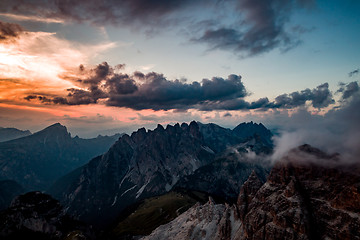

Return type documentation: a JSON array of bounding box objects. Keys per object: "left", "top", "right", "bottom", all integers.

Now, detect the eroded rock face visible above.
[
  {"left": 237, "top": 146, "right": 360, "bottom": 240},
  {"left": 0, "top": 192, "right": 93, "bottom": 240},
  {"left": 141, "top": 198, "right": 241, "bottom": 240},
  {"left": 54, "top": 121, "right": 215, "bottom": 226},
  {"left": 144, "top": 145, "right": 360, "bottom": 240}
]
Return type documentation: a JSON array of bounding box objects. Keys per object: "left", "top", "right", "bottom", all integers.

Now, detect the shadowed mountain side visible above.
[
  {"left": 175, "top": 155, "right": 269, "bottom": 202},
  {"left": 198, "top": 121, "right": 273, "bottom": 154},
  {"left": 49, "top": 121, "right": 216, "bottom": 227},
  {"left": 0, "top": 191, "right": 95, "bottom": 240},
  {"left": 0, "top": 123, "right": 121, "bottom": 190},
  {"left": 110, "top": 189, "right": 211, "bottom": 239},
  {"left": 0, "top": 180, "right": 26, "bottom": 211}
]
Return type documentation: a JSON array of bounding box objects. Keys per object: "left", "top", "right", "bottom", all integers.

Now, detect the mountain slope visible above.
[
  {"left": 0, "top": 123, "right": 120, "bottom": 190},
  {"left": 198, "top": 121, "right": 273, "bottom": 154},
  {"left": 112, "top": 189, "right": 209, "bottom": 238},
  {"left": 175, "top": 155, "right": 268, "bottom": 202},
  {"left": 0, "top": 127, "right": 31, "bottom": 142},
  {"left": 0, "top": 180, "right": 26, "bottom": 211},
  {"left": 144, "top": 145, "right": 360, "bottom": 240},
  {"left": 50, "top": 121, "right": 215, "bottom": 226}
]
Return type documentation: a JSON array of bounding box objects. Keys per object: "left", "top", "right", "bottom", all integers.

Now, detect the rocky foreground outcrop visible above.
[
  {"left": 0, "top": 191, "right": 94, "bottom": 240},
  {"left": 144, "top": 145, "right": 360, "bottom": 240}
]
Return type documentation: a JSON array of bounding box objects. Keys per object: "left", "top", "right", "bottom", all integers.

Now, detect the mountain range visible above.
[
  {"left": 0, "top": 123, "right": 121, "bottom": 190},
  {"left": 49, "top": 121, "right": 273, "bottom": 226},
  {"left": 0, "top": 121, "right": 358, "bottom": 239}
]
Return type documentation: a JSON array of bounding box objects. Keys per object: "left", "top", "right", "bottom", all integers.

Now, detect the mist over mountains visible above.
[{"left": 0, "top": 120, "right": 359, "bottom": 239}]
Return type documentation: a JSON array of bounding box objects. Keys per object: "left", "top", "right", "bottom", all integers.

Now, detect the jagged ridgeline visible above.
[
  {"left": 1, "top": 121, "right": 359, "bottom": 239},
  {"left": 48, "top": 121, "right": 273, "bottom": 227}
]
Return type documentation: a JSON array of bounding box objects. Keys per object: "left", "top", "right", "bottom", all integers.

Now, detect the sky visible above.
[{"left": 0, "top": 0, "right": 359, "bottom": 138}]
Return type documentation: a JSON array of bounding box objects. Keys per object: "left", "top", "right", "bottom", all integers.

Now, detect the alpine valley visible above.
[{"left": 0, "top": 121, "right": 359, "bottom": 240}]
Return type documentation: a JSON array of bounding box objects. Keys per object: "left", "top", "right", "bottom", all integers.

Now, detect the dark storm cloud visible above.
[
  {"left": 25, "top": 62, "right": 335, "bottom": 111},
  {"left": 272, "top": 83, "right": 334, "bottom": 108},
  {"left": 0, "top": 20, "right": 23, "bottom": 41},
  {"left": 25, "top": 62, "right": 248, "bottom": 110},
  {"left": 0, "top": 0, "right": 198, "bottom": 26},
  {"left": 0, "top": 0, "right": 314, "bottom": 55},
  {"left": 193, "top": 0, "right": 314, "bottom": 56},
  {"left": 197, "top": 83, "right": 334, "bottom": 111},
  {"left": 106, "top": 73, "right": 247, "bottom": 110},
  {"left": 337, "top": 81, "right": 359, "bottom": 100}
]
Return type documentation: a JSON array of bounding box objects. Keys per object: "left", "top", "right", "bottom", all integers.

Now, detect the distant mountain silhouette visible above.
[
  {"left": 0, "top": 123, "right": 121, "bottom": 190},
  {"left": 0, "top": 127, "right": 31, "bottom": 142}
]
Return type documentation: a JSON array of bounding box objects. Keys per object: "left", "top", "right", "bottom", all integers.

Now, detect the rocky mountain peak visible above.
[
  {"left": 189, "top": 120, "right": 201, "bottom": 139},
  {"left": 34, "top": 122, "right": 71, "bottom": 140},
  {"left": 233, "top": 121, "right": 273, "bottom": 145},
  {"left": 155, "top": 124, "right": 165, "bottom": 131},
  {"left": 296, "top": 143, "right": 339, "bottom": 160},
  {"left": 180, "top": 122, "right": 189, "bottom": 129},
  {"left": 54, "top": 121, "right": 215, "bottom": 226}
]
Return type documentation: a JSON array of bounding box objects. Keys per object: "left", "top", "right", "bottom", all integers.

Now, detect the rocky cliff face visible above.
[
  {"left": 141, "top": 197, "right": 241, "bottom": 240},
  {"left": 175, "top": 156, "right": 268, "bottom": 202},
  {"left": 174, "top": 121, "right": 273, "bottom": 201},
  {"left": 52, "top": 121, "right": 215, "bottom": 226},
  {"left": 0, "top": 192, "right": 94, "bottom": 240},
  {"left": 0, "top": 123, "right": 120, "bottom": 190},
  {"left": 236, "top": 145, "right": 360, "bottom": 240},
  {"left": 198, "top": 121, "right": 273, "bottom": 154},
  {"left": 144, "top": 145, "right": 360, "bottom": 240}
]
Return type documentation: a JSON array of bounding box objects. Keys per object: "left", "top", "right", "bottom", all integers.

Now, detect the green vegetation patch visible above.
[{"left": 113, "top": 190, "right": 207, "bottom": 237}]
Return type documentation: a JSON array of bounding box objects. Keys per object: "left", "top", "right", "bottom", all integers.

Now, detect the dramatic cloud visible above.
[
  {"left": 0, "top": 0, "right": 199, "bottom": 26},
  {"left": 337, "top": 81, "right": 359, "bottom": 100},
  {"left": 198, "top": 82, "right": 334, "bottom": 110},
  {"left": 192, "top": 0, "right": 314, "bottom": 56},
  {"left": 24, "top": 62, "right": 339, "bottom": 112},
  {"left": 0, "top": 21, "right": 117, "bottom": 107},
  {"left": 26, "top": 62, "right": 248, "bottom": 110},
  {"left": 271, "top": 92, "right": 360, "bottom": 163},
  {"left": 273, "top": 83, "right": 334, "bottom": 108},
  {"left": 0, "top": 20, "right": 23, "bottom": 41},
  {"left": 0, "top": 0, "right": 314, "bottom": 55}
]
